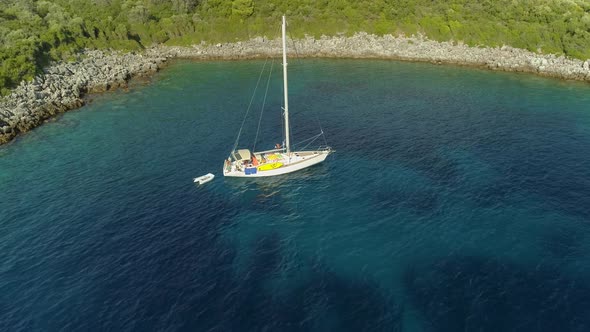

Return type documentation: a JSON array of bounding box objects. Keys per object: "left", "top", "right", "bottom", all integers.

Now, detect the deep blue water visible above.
[{"left": 1, "top": 59, "right": 590, "bottom": 331}]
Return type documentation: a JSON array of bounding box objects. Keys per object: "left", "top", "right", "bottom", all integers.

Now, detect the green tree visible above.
[
  {"left": 2, "top": 0, "right": 590, "bottom": 95},
  {"left": 231, "top": 0, "right": 253, "bottom": 19}
]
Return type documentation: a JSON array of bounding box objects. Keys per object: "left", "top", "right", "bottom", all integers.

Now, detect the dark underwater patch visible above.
[
  {"left": 470, "top": 106, "right": 590, "bottom": 220},
  {"left": 539, "top": 222, "right": 586, "bottom": 259},
  {"left": 374, "top": 187, "right": 439, "bottom": 216},
  {"left": 178, "top": 232, "right": 403, "bottom": 332},
  {"left": 403, "top": 255, "right": 590, "bottom": 332}
]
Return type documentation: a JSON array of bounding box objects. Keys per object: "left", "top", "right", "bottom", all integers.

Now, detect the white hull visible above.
[
  {"left": 194, "top": 173, "right": 215, "bottom": 184},
  {"left": 224, "top": 150, "right": 329, "bottom": 177},
  {"left": 223, "top": 17, "right": 331, "bottom": 179}
]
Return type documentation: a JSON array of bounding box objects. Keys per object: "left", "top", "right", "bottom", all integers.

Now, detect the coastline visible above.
[
  {"left": 1, "top": 33, "right": 589, "bottom": 146},
  {"left": 0, "top": 50, "right": 166, "bottom": 145}
]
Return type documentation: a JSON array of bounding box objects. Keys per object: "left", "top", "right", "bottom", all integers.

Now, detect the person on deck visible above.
[{"left": 275, "top": 143, "right": 282, "bottom": 149}]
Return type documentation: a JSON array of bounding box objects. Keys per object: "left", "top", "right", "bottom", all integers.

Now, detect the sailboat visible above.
[{"left": 223, "top": 16, "right": 331, "bottom": 178}]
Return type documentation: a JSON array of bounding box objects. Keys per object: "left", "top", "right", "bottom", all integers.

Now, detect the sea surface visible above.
[{"left": 1, "top": 59, "right": 590, "bottom": 331}]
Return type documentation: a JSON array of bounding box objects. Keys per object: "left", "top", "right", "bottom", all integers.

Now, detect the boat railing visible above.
[
  {"left": 255, "top": 148, "right": 286, "bottom": 154},
  {"left": 255, "top": 146, "right": 331, "bottom": 155}
]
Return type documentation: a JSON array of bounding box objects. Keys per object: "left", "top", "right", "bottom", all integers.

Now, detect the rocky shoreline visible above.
[
  {"left": 161, "top": 33, "right": 590, "bottom": 81},
  {"left": 2, "top": 33, "right": 589, "bottom": 145},
  {"left": 0, "top": 50, "right": 167, "bottom": 145}
]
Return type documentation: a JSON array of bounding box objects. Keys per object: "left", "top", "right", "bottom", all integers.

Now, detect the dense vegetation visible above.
[{"left": 1, "top": 0, "right": 590, "bottom": 95}]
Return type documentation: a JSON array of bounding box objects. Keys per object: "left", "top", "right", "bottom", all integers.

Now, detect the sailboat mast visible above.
[{"left": 282, "top": 15, "right": 290, "bottom": 154}]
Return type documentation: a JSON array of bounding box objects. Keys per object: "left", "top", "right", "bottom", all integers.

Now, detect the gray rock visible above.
[
  {"left": 2, "top": 33, "right": 590, "bottom": 146},
  {"left": 0, "top": 48, "right": 170, "bottom": 145}
]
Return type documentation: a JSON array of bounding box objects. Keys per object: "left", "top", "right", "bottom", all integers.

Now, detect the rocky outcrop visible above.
[
  {"left": 2, "top": 33, "right": 589, "bottom": 145},
  {"left": 0, "top": 49, "right": 166, "bottom": 144},
  {"left": 158, "top": 33, "right": 590, "bottom": 82}
]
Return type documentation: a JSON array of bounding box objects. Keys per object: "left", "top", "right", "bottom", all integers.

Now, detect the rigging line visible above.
[
  {"left": 297, "top": 102, "right": 329, "bottom": 147},
  {"left": 280, "top": 30, "right": 286, "bottom": 149},
  {"left": 300, "top": 133, "right": 323, "bottom": 151},
  {"left": 280, "top": 100, "right": 285, "bottom": 148},
  {"left": 270, "top": 22, "right": 285, "bottom": 149},
  {"left": 231, "top": 57, "right": 269, "bottom": 154},
  {"left": 315, "top": 114, "right": 329, "bottom": 146},
  {"left": 285, "top": 21, "right": 303, "bottom": 148},
  {"left": 292, "top": 132, "right": 323, "bottom": 147},
  {"left": 288, "top": 29, "right": 303, "bottom": 66},
  {"left": 252, "top": 58, "right": 275, "bottom": 152},
  {"left": 281, "top": 106, "right": 286, "bottom": 149}
]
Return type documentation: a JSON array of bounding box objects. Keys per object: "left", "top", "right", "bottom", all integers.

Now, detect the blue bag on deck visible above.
[{"left": 245, "top": 167, "right": 257, "bottom": 175}]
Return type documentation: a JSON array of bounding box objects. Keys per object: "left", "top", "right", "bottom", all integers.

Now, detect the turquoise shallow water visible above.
[{"left": 1, "top": 59, "right": 590, "bottom": 331}]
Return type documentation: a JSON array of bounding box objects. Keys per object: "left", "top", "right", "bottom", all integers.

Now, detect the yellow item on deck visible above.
[
  {"left": 258, "top": 162, "right": 283, "bottom": 171},
  {"left": 266, "top": 153, "right": 284, "bottom": 161}
]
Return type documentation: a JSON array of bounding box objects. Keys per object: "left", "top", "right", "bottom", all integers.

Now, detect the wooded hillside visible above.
[{"left": 2, "top": 0, "right": 590, "bottom": 95}]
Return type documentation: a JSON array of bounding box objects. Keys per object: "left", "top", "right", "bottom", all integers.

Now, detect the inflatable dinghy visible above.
[{"left": 194, "top": 173, "right": 214, "bottom": 184}]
